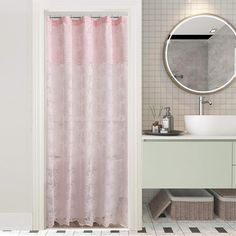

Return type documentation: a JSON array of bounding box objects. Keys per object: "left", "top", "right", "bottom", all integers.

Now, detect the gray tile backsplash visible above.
[{"left": 142, "top": 0, "right": 236, "bottom": 131}]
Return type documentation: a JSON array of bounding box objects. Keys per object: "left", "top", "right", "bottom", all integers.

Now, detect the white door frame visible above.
[{"left": 32, "top": 0, "right": 142, "bottom": 230}]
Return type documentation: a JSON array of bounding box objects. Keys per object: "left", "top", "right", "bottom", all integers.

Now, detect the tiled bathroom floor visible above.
[
  {"left": 142, "top": 204, "right": 236, "bottom": 236},
  {"left": 0, "top": 205, "right": 235, "bottom": 235}
]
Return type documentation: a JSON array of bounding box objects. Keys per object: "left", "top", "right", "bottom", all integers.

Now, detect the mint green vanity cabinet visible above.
[{"left": 142, "top": 140, "right": 233, "bottom": 188}]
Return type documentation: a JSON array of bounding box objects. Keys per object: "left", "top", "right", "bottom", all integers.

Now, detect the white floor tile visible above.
[
  {"left": 129, "top": 230, "right": 145, "bottom": 236},
  {"left": 0, "top": 231, "right": 20, "bottom": 236},
  {"left": 102, "top": 231, "right": 117, "bottom": 236},
  {"left": 143, "top": 223, "right": 155, "bottom": 235},
  {"left": 45, "top": 230, "right": 57, "bottom": 236},
  {"left": 73, "top": 230, "right": 85, "bottom": 236},
  {"left": 38, "top": 231, "right": 48, "bottom": 236},
  {"left": 153, "top": 222, "right": 183, "bottom": 235},
  {"left": 119, "top": 230, "right": 128, "bottom": 236},
  {"left": 142, "top": 205, "right": 152, "bottom": 223},
  {"left": 18, "top": 231, "right": 35, "bottom": 236},
  {"left": 63, "top": 230, "right": 75, "bottom": 235},
  {"left": 178, "top": 222, "right": 207, "bottom": 234},
  {"left": 227, "top": 221, "right": 236, "bottom": 231},
  {"left": 212, "top": 222, "right": 236, "bottom": 235},
  {"left": 92, "top": 230, "right": 101, "bottom": 235},
  {"left": 73, "top": 231, "right": 85, "bottom": 236}
]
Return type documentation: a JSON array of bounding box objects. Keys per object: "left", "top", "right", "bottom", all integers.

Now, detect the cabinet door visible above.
[
  {"left": 233, "top": 166, "right": 236, "bottom": 188},
  {"left": 142, "top": 141, "right": 232, "bottom": 188},
  {"left": 233, "top": 142, "right": 236, "bottom": 165}
]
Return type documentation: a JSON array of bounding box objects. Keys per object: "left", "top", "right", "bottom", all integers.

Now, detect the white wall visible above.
[{"left": 0, "top": 0, "right": 32, "bottom": 228}]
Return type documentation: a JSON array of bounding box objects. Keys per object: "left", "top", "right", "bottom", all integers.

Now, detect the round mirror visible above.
[{"left": 164, "top": 14, "right": 236, "bottom": 94}]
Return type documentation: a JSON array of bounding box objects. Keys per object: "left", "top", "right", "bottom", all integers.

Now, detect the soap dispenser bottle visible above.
[{"left": 162, "top": 107, "right": 174, "bottom": 132}]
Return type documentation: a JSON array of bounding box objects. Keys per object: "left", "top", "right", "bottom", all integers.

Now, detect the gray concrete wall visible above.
[
  {"left": 168, "top": 40, "right": 208, "bottom": 91},
  {"left": 208, "top": 25, "right": 236, "bottom": 90}
]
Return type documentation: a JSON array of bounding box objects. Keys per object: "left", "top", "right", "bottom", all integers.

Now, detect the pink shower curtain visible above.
[{"left": 47, "top": 16, "right": 128, "bottom": 228}]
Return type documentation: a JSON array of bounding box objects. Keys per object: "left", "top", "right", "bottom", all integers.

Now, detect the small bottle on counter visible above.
[{"left": 162, "top": 107, "right": 174, "bottom": 132}]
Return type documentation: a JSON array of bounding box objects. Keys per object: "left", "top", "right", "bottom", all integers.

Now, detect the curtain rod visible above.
[{"left": 49, "top": 16, "right": 120, "bottom": 19}]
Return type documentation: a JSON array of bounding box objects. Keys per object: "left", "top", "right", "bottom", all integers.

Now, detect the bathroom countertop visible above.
[{"left": 142, "top": 134, "right": 236, "bottom": 140}]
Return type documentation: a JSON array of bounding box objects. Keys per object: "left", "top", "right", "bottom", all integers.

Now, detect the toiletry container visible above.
[{"left": 162, "top": 107, "right": 174, "bottom": 132}]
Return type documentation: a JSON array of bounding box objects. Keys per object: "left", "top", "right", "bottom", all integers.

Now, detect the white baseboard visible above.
[{"left": 0, "top": 213, "right": 32, "bottom": 230}]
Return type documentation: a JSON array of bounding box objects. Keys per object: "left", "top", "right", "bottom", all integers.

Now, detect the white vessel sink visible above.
[{"left": 184, "top": 115, "right": 236, "bottom": 136}]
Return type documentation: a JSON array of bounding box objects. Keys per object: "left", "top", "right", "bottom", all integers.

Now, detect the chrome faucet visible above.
[{"left": 199, "top": 96, "right": 212, "bottom": 115}]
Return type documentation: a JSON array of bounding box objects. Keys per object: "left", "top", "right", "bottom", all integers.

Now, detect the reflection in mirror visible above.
[{"left": 165, "top": 15, "right": 236, "bottom": 94}]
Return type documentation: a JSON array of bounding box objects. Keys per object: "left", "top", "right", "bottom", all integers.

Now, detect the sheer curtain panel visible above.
[{"left": 46, "top": 16, "right": 128, "bottom": 228}]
